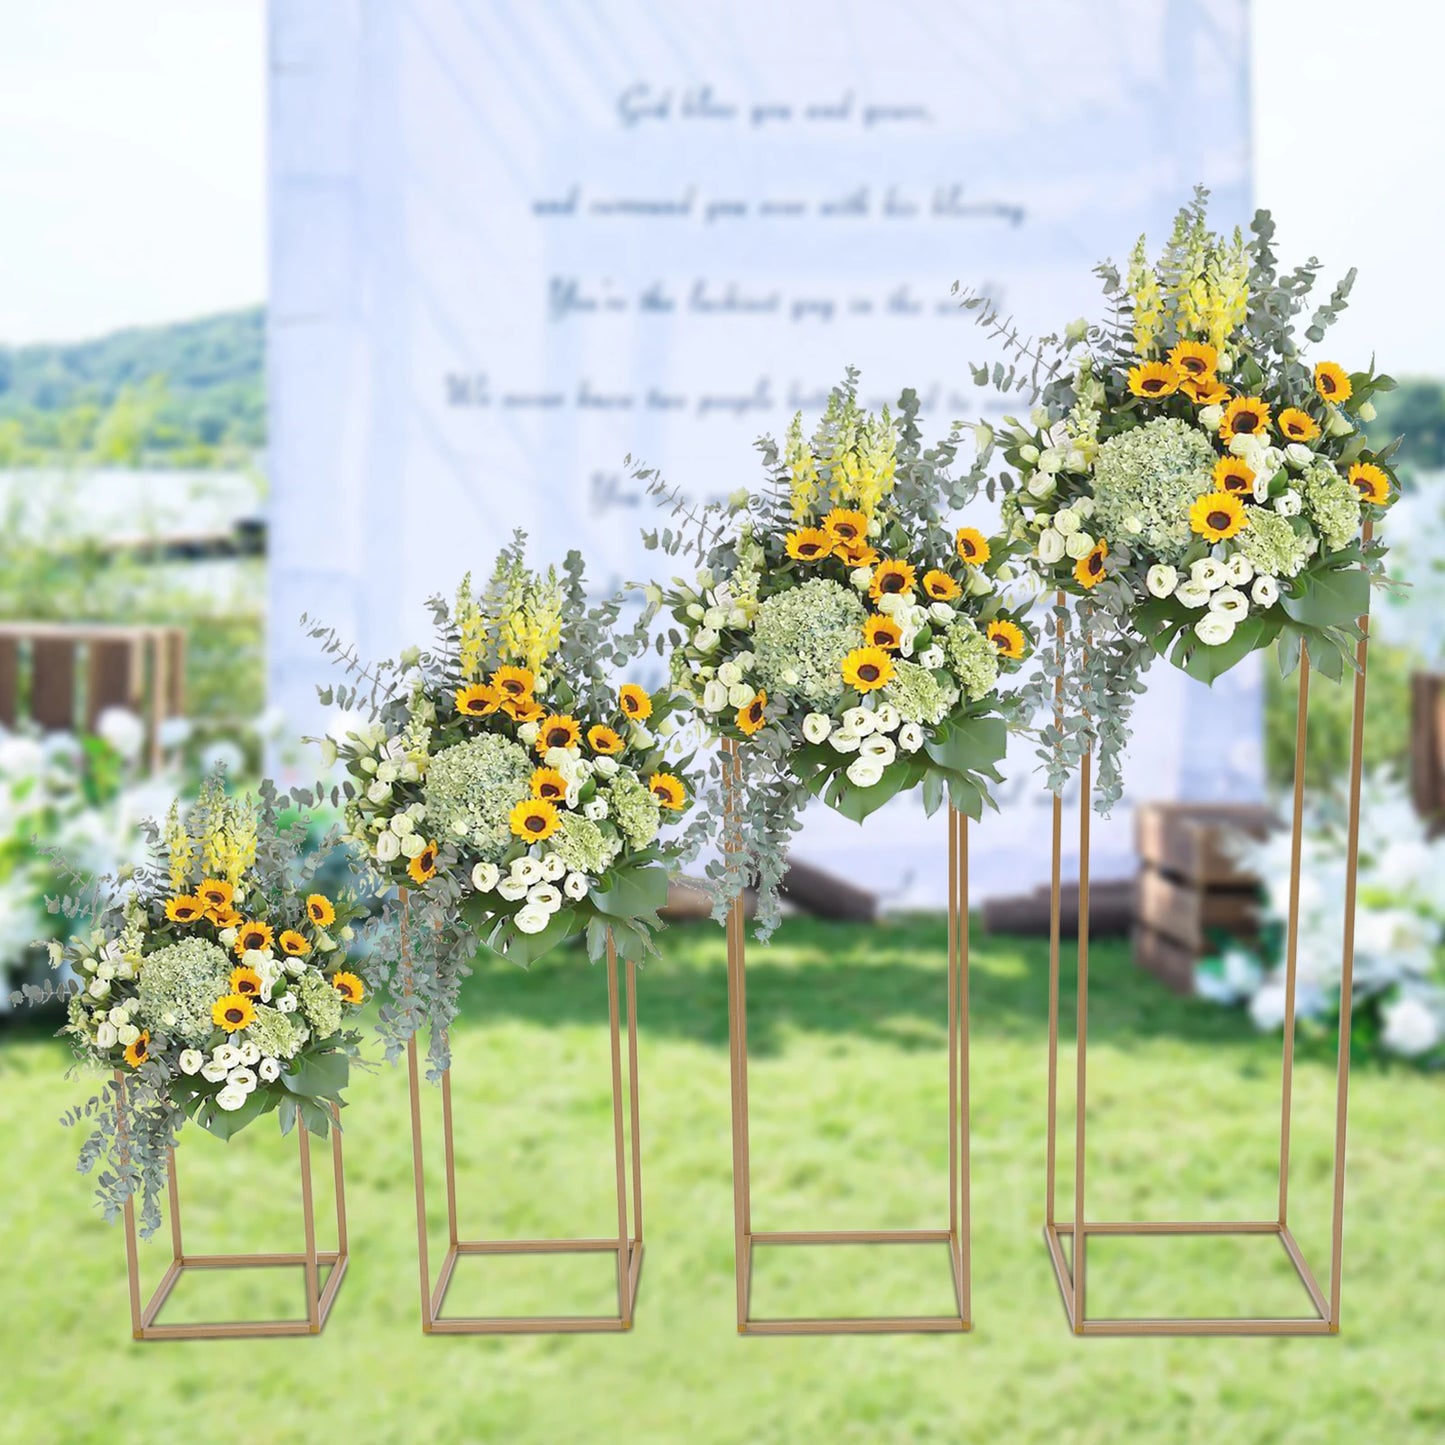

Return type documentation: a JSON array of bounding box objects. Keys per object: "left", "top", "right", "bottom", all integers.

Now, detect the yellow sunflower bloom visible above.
[
  {"left": 863, "top": 614, "right": 903, "bottom": 651},
  {"left": 1348, "top": 462, "right": 1390, "bottom": 506},
  {"left": 306, "top": 895, "right": 336, "bottom": 927},
  {"left": 648, "top": 772, "right": 687, "bottom": 810},
  {"left": 233, "top": 920, "right": 275, "bottom": 956},
  {"left": 1220, "top": 396, "right": 1271, "bottom": 444},
  {"left": 1181, "top": 374, "right": 1229, "bottom": 406},
  {"left": 212, "top": 994, "right": 256, "bottom": 1033},
  {"left": 587, "top": 724, "right": 625, "bottom": 756},
  {"left": 279, "top": 930, "right": 311, "bottom": 957},
  {"left": 208, "top": 906, "right": 243, "bottom": 930},
  {"left": 408, "top": 842, "right": 440, "bottom": 883},
  {"left": 1189, "top": 491, "right": 1249, "bottom": 542},
  {"left": 1278, "top": 407, "right": 1321, "bottom": 442},
  {"left": 509, "top": 799, "right": 560, "bottom": 842},
  {"left": 123, "top": 1031, "right": 151, "bottom": 1068},
  {"left": 954, "top": 529, "right": 991, "bottom": 567},
  {"left": 197, "top": 879, "right": 234, "bottom": 911},
  {"left": 986, "top": 620, "right": 1027, "bottom": 660},
  {"left": 1167, "top": 340, "right": 1219, "bottom": 380},
  {"left": 1314, "top": 361, "right": 1352, "bottom": 406},
  {"left": 1127, "top": 361, "right": 1181, "bottom": 399},
  {"left": 165, "top": 895, "right": 205, "bottom": 925},
  {"left": 785, "top": 527, "right": 833, "bottom": 562},
  {"left": 618, "top": 684, "right": 653, "bottom": 721},
  {"left": 455, "top": 682, "right": 501, "bottom": 718},
  {"left": 833, "top": 538, "right": 879, "bottom": 567},
  {"left": 841, "top": 646, "right": 895, "bottom": 692},
  {"left": 505, "top": 694, "right": 546, "bottom": 723},
  {"left": 821, "top": 508, "right": 869, "bottom": 546},
  {"left": 535, "top": 715, "right": 581, "bottom": 754},
  {"left": 1213, "top": 456, "right": 1255, "bottom": 494},
  {"left": 531, "top": 767, "right": 568, "bottom": 801},
  {"left": 331, "top": 971, "right": 365, "bottom": 1005},
  {"left": 735, "top": 690, "right": 768, "bottom": 737},
  {"left": 922, "top": 569, "right": 962, "bottom": 601},
  {"left": 229, "top": 965, "right": 264, "bottom": 998},
  {"left": 489, "top": 665, "right": 535, "bottom": 701},
  {"left": 1073, "top": 541, "right": 1109, "bottom": 589},
  {"left": 869, "top": 559, "right": 917, "bottom": 601}
]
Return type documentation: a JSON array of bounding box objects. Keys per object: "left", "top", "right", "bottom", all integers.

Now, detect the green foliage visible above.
[{"left": 1369, "top": 377, "right": 1445, "bottom": 474}]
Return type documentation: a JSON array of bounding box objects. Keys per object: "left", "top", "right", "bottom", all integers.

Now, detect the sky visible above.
[{"left": 0, "top": 1, "right": 1441, "bottom": 375}]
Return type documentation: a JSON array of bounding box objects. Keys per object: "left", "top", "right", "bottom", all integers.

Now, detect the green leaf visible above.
[
  {"left": 924, "top": 715, "right": 1008, "bottom": 778},
  {"left": 1281, "top": 563, "right": 1369, "bottom": 629},
  {"left": 487, "top": 906, "right": 583, "bottom": 969},
  {"left": 281, "top": 1049, "right": 350, "bottom": 1101},
  {"left": 589, "top": 863, "right": 670, "bottom": 919},
  {"left": 1174, "top": 613, "right": 1280, "bottom": 684},
  {"left": 195, "top": 1086, "right": 271, "bottom": 1141}
]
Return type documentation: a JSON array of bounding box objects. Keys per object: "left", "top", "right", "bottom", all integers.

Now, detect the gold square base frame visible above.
[
  {"left": 116, "top": 1075, "right": 349, "bottom": 1341},
  {"left": 1043, "top": 538, "right": 1372, "bottom": 1335},
  {"left": 723, "top": 741, "right": 971, "bottom": 1335},
  {"left": 404, "top": 904, "right": 643, "bottom": 1334}
]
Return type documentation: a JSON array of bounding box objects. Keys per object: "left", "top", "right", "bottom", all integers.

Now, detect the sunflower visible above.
[
  {"left": 735, "top": 690, "right": 768, "bottom": 736},
  {"left": 1181, "top": 374, "right": 1229, "bottom": 406},
  {"left": 1167, "top": 340, "right": 1219, "bottom": 379},
  {"left": 165, "top": 895, "right": 205, "bottom": 925},
  {"left": 618, "top": 683, "right": 653, "bottom": 721},
  {"left": 209, "top": 906, "right": 243, "bottom": 930},
  {"left": 455, "top": 682, "right": 501, "bottom": 718},
  {"left": 490, "top": 665, "right": 535, "bottom": 701},
  {"left": 869, "top": 559, "right": 917, "bottom": 601},
  {"left": 123, "top": 1031, "right": 151, "bottom": 1068},
  {"left": 834, "top": 538, "right": 880, "bottom": 567},
  {"left": 785, "top": 527, "right": 833, "bottom": 562},
  {"left": 1189, "top": 490, "right": 1249, "bottom": 542},
  {"left": 1127, "top": 361, "right": 1181, "bottom": 399},
  {"left": 279, "top": 930, "right": 311, "bottom": 957},
  {"left": 955, "top": 529, "right": 991, "bottom": 567},
  {"left": 1073, "top": 541, "right": 1109, "bottom": 589},
  {"left": 331, "top": 971, "right": 365, "bottom": 1005},
  {"left": 531, "top": 767, "right": 568, "bottom": 801},
  {"left": 212, "top": 994, "right": 256, "bottom": 1033},
  {"left": 1220, "top": 396, "right": 1271, "bottom": 443},
  {"left": 229, "top": 965, "right": 263, "bottom": 997},
  {"left": 408, "top": 842, "right": 440, "bottom": 883},
  {"left": 648, "top": 772, "right": 687, "bottom": 810},
  {"left": 841, "top": 646, "right": 895, "bottom": 693},
  {"left": 306, "top": 895, "right": 336, "bottom": 927},
  {"left": 536, "top": 715, "right": 581, "bottom": 754},
  {"left": 509, "top": 799, "right": 560, "bottom": 842},
  {"left": 1278, "top": 407, "right": 1321, "bottom": 442},
  {"left": 986, "top": 620, "right": 1027, "bottom": 660},
  {"left": 1348, "top": 462, "right": 1390, "bottom": 505},
  {"left": 234, "top": 920, "right": 274, "bottom": 956},
  {"left": 821, "top": 508, "right": 868, "bottom": 546},
  {"left": 922, "top": 569, "right": 962, "bottom": 602},
  {"left": 505, "top": 695, "right": 546, "bottom": 724},
  {"left": 587, "top": 724, "right": 625, "bottom": 756},
  {"left": 1314, "top": 361, "right": 1352, "bottom": 405},
  {"left": 1213, "top": 456, "right": 1255, "bottom": 494},
  {"left": 863, "top": 614, "right": 903, "bottom": 651},
  {"left": 197, "top": 879, "right": 234, "bottom": 911}
]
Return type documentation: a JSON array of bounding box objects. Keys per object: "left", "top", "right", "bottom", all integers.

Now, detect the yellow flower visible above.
[
  {"left": 869, "top": 559, "right": 917, "bottom": 601},
  {"left": 1213, "top": 456, "right": 1255, "bottom": 494},
  {"left": 208, "top": 906, "right": 242, "bottom": 930},
  {"left": 821, "top": 508, "right": 869, "bottom": 546},
  {"left": 587, "top": 724, "right": 625, "bottom": 756},
  {"left": 331, "top": 971, "right": 365, "bottom": 1005},
  {"left": 986, "top": 620, "right": 1027, "bottom": 660},
  {"left": 1127, "top": 361, "right": 1181, "bottom": 399},
  {"left": 197, "top": 879, "right": 234, "bottom": 912},
  {"left": 229, "top": 965, "right": 263, "bottom": 998},
  {"left": 306, "top": 895, "right": 336, "bottom": 927},
  {"left": 1181, "top": 374, "right": 1229, "bottom": 406},
  {"left": 1220, "top": 396, "right": 1271, "bottom": 444},
  {"left": 505, "top": 694, "right": 546, "bottom": 723},
  {"left": 455, "top": 682, "right": 501, "bottom": 718},
  {"left": 489, "top": 665, "right": 535, "bottom": 702},
  {"left": 1189, "top": 491, "right": 1249, "bottom": 542},
  {"left": 279, "top": 930, "right": 311, "bottom": 957},
  {"left": 833, "top": 538, "right": 879, "bottom": 567},
  {"left": 165, "top": 895, "right": 205, "bottom": 925},
  {"left": 535, "top": 716, "right": 581, "bottom": 754},
  {"left": 841, "top": 646, "right": 895, "bottom": 693},
  {"left": 1167, "top": 340, "right": 1218, "bottom": 380},
  {"left": 1073, "top": 541, "right": 1109, "bottom": 589},
  {"left": 408, "top": 842, "right": 440, "bottom": 883},
  {"left": 123, "top": 1031, "right": 151, "bottom": 1068},
  {"left": 1348, "top": 463, "right": 1390, "bottom": 506},
  {"left": 954, "top": 529, "right": 991, "bottom": 567},
  {"left": 618, "top": 684, "right": 653, "bottom": 721},
  {"left": 648, "top": 773, "right": 687, "bottom": 810},
  {"left": 735, "top": 690, "right": 768, "bottom": 737},
  {"left": 211, "top": 994, "right": 256, "bottom": 1033},
  {"left": 531, "top": 767, "right": 568, "bottom": 802},
  {"left": 922, "top": 569, "right": 962, "bottom": 601},
  {"left": 785, "top": 527, "right": 833, "bottom": 562},
  {"left": 509, "top": 799, "right": 560, "bottom": 842},
  {"left": 1314, "top": 361, "right": 1352, "bottom": 406},
  {"left": 234, "top": 920, "right": 274, "bottom": 956},
  {"left": 1278, "top": 407, "right": 1321, "bottom": 442},
  {"left": 863, "top": 615, "right": 903, "bottom": 652}
]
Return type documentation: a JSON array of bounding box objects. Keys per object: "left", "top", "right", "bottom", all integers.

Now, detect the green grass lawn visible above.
[{"left": 1, "top": 916, "right": 1441, "bottom": 1444}]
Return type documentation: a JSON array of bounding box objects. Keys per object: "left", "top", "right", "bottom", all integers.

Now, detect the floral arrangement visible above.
[
  {"left": 1198, "top": 773, "right": 1445, "bottom": 1067},
  {"left": 636, "top": 371, "right": 1031, "bottom": 935},
  {"left": 309, "top": 534, "right": 695, "bottom": 1071},
  {"left": 963, "top": 189, "right": 1397, "bottom": 806},
  {"left": 27, "top": 773, "right": 366, "bottom": 1235}
]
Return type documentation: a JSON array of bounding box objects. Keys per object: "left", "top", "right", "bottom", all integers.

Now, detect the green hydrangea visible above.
[
  {"left": 1239, "top": 506, "right": 1310, "bottom": 577},
  {"left": 136, "top": 936, "right": 231, "bottom": 1046},
  {"left": 883, "top": 659, "right": 954, "bottom": 724},
  {"left": 605, "top": 770, "right": 661, "bottom": 850},
  {"left": 243, "top": 1003, "right": 306, "bottom": 1061},
  {"left": 1090, "top": 417, "right": 1215, "bottom": 561},
  {"left": 1301, "top": 460, "right": 1361, "bottom": 552},
  {"left": 296, "top": 970, "right": 342, "bottom": 1039},
  {"left": 424, "top": 732, "right": 534, "bottom": 861},
  {"left": 943, "top": 619, "right": 999, "bottom": 702},
  {"left": 550, "top": 812, "right": 622, "bottom": 875},
  {"left": 751, "top": 577, "right": 866, "bottom": 705}
]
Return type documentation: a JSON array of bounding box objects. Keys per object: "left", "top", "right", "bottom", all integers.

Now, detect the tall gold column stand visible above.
[
  {"left": 723, "top": 739, "right": 971, "bottom": 1334},
  {"left": 117, "top": 1074, "right": 348, "bottom": 1340},
  {"left": 1044, "top": 530, "right": 1373, "bottom": 1333},
  {"left": 403, "top": 890, "right": 644, "bottom": 1333}
]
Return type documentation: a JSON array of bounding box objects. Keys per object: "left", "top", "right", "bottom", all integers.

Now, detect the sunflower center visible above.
[
  {"left": 858, "top": 664, "right": 880, "bottom": 682},
  {"left": 1208, "top": 511, "right": 1231, "bottom": 530},
  {"left": 1236, "top": 414, "right": 1259, "bottom": 432},
  {"left": 525, "top": 816, "right": 546, "bottom": 833},
  {"left": 1322, "top": 376, "right": 1337, "bottom": 394},
  {"left": 881, "top": 574, "right": 904, "bottom": 592},
  {"left": 747, "top": 702, "right": 763, "bottom": 723},
  {"left": 1181, "top": 358, "right": 1206, "bottom": 376},
  {"left": 546, "top": 728, "right": 568, "bottom": 747},
  {"left": 225, "top": 1008, "right": 244, "bottom": 1025},
  {"left": 800, "top": 541, "right": 822, "bottom": 556},
  {"left": 834, "top": 523, "right": 858, "bottom": 541},
  {"left": 1088, "top": 554, "right": 1103, "bottom": 575},
  {"left": 1143, "top": 378, "right": 1166, "bottom": 393}
]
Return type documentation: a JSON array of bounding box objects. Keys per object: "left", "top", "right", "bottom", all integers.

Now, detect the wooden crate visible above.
[
  {"left": 1135, "top": 801, "right": 1274, "bottom": 889},
  {"left": 1132, "top": 925, "right": 1201, "bottom": 996},
  {"left": 1134, "top": 867, "right": 1258, "bottom": 955},
  {"left": 1410, "top": 672, "right": 1445, "bottom": 823}
]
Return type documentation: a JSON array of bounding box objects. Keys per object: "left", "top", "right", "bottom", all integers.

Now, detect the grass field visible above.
[{"left": 1, "top": 916, "right": 1441, "bottom": 1444}]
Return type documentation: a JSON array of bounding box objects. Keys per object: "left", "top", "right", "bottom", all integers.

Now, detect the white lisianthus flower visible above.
[
  {"left": 87, "top": 977, "right": 110, "bottom": 1000},
  {"left": 828, "top": 728, "right": 862, "bottom": 754},
  {"left": 850, "top": 566, "right": 874, "bottom": 591},
  {"left": 95, "top": 1021, "right": 118, "bottom": 1049},
  {"left": 1025, "top": 472, "right": 1057, "bottom": 500},
  {"left": 1251, "top": 575, "right": 1280, "bottom": 608},
  {"left": 215, "top": 1044, "right": 241, "bottom": 1069},
  {"left": 1223, "top": 553, "right": 1255, "bottom": 587},
  {"left": 1018, "top": 443, "right": 1041, "bottom": 464},
  {"left": 845, "top": 756, "right": 886, "bottom": 788},
  {"left": 228, "top": 1067, "right": 258, "bottom": 1094},
  {"left": 1275, "top": 491, "right": 1303, "bottom": 518},
  {"left": 116, "top": 1022, "right": 140, "bottom": 1047},
  {"left": 513, "top": 904, "right": 551, "bottom": 936},
  {"left": 376, "top": 760, "right": 399, "bottom": 784},
  {"left": 685, "top": 603, "right": 705, "bottom": 621},
  {"left": 201, "top": 1059, "right": 229, "bottom": 1083},
  {"left": 564, "top": 871, "right": 589, "bottom": 901},
  {"left": 366, "top": 779, "right": 392, "bottom": 805},
  {"left": 717, "top": 661, "right": 743, "bottom": 687},
  {"left": 1174, "top": 580, "right": 1211, "bottom": 609},
  {"left": 918, "top": 646, "right": 945, "bottom": 670},
  {"left": 320, "top": 737, "right": 339, "bottom": 769},
  {"left": 727, "top": 682, "right": 754, "bottom": 708},
  {"left": 897, "top": 722, "right": 925, "bottom": 753},
  {"left": 1065, "top": 448, "right": 1088, "bottom": 472},
  {"left": 1210, "top": 587, "right": 1249, "bottom": 620},
  {"left": 1198, "top": 403, "right": 1224, "bottom": 433},
  {"left": 399, "top": 832, "right": 427, "bottom": 860},
  {"left": 584, "top": 798, "right": 609, "bottom": 821},
  {"left": 471, "top": 861, "right": 500, "bottom": 892},
  {"left": 841, "top": 707, "right": 876, "bottom": 736},
  {"left": 178, "top": 1048, "right": 203, "bottom": 1075},
  {"left": 1284, "top": 441, "right": 1313, "bottom": 469},
  {"left": 511, "top": 857, "right": 543, "bottom": 886},
  {"left": 259, "top": 1058, "right": 281, "bottom": 1083},
  {"left": 391, "top": 813, "right": 415, "bottom": 836},
  {"left": 1146, "top": 564, "right": 1178, "bottom": 599},
  {"left": 375, "top": 831, "right": 401, "bottom": 863},
  {"left": 1195, "top": 612, "right": 1237, "bottom": 646},
  {"left": 277, "top": 993, "right": 299, "bottom": 1015},
  {"left": 593, "top": 755, "right": 620, "bottom": 778},
  {"left": 497, "top": 877, "right": 529, "bottom": 902},
  {"left": 872, "top": 703, "right": 901, "bottom": 734},
  {"left": 1064, "top": 531, "right": 1096, "bottom": 561},
  {"left": 702, "top": 606, "right": 727, "bottom": 630},
  {"left": 876, "top": 592, "right": 904, "bottom": 618},
  {"left": 861, "top": 735, "right": 897, "bottom": 766},
  {"left": 237, "top": 1041, "right": 261, "bottom": 1066},
  {"left": 528, "top": 883, "right": 564, "bottom": 913},
  {"left": 1038, "top": 447, "right": 1064, "bottom": 474},
  {"left": 702, "top": 679, "right": 728, "bottom": 713},
  {"left": 1054, "top": 509, "right": 1081, "bottom": 537},
  {"left": 1191, "top": 558, "right": 1227, "bottom": 591},
  {"left": 929, "top": 601, "right": 955, "bottom": 624},
  {"left": 802, "top": 713, "right": 832, "bottom": 744},
  {"left": 692, "top": 628, "right": 720, "bottom": 654},
  {"left": 540, "top": 852, "right": 566, "bottom": 882},
  {"left": 1037, "top": 529, "right": 1066, "bottom": 564},
  {"left": 1229, "top": 431, "right": 1262, "bottom": 459},
  {"left": 215, "top": 1085, "right": 249, "bottom": 1113}
]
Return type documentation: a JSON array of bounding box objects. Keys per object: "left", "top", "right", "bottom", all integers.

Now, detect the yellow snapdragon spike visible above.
[
  {"left": 164, "top": 801, "right": 194, "bottom": 894},
  {"left": 785, "top": 411, "right": 823, "bottom": 518}
]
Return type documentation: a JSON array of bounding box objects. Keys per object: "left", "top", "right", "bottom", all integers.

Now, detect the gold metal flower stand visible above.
[
  {"left": 403, "top": 896, "right": 643, "bottom": 1334},
  {"left": 116, "top": 1074, "right": 348, "bottom": 1341},
  {"left": 723, "top": 740, "right": 971, "bottom": 1335},
  {"left": 1043, "top": 559, "right": 1372, "bottom": 1335}
]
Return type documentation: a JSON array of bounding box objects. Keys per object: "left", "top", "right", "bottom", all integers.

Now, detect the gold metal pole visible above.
[
  {"left": 957, "top": 808, "right": 972, "bottom": 1324},
  {"left": 606, "top": 931, "right": 632, "bottom": 1326},
  {"left": 401, "top": 887, "right": 435, "bottom": 1331},
  {"left": 331, "top": 1102, "right": 349, "bottom": 1258},
  {"left": 299, "top": 1115, "right": 320, "bottom": 1332},
  {"left": 1073, "top": 743, "right": 1091, "bottom": 1333},
  {"left": 1045, "top": 598, "right": 1065, "bottom": 1237},
  {"left": 948, "top": 805, "right": 958, "bottom": 1247},
  {"left": 626, "top": 957, "right": 644, "bottom": 1244},
  {"left": 1278, "top": 649, "right": 1311, "bottom": 1224},
  {"left": 114, "top": 1072, "right": 145, "bottom": 1338},
  {"left": 440, "top": 1047, "right": 460, "bottom": 1250}
]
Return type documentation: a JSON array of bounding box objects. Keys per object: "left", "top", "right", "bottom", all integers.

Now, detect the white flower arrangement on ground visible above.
[
  {"left": 635, "top": 370, "right": 1031, "bottom": 935},
  {"left": 22, "top": 772, "right": 366, "bottom": 1236},
  {"left": 1197, "top": 773, "right": 1445, "bottom": 1067},
  {"left": 309, "top": 534, "right": 695, "bottom": 1070}
]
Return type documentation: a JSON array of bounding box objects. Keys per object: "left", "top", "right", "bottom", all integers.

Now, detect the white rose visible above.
[
  {"left": 850, "top": 566, "right": 874, "bottom": 591},
  {"left": 513, "top": 904, "right": 551, "bottom": 935},
  {"left": 929, "top": 601, "right": 955, "bottom": 624},
  {"left": 872, "top": 703, "right": 901, "bottom": 734},
  {"left": 390, "top": 813, "right": 415, "bottom": 836},
  {"left": 540, "top": 852, "right": 567, "bottom": 881},
  {"left": 107, "top": 1005, "right": 128, "bottom": 1025},
  {"left": 1210, "top": 587, "right": 1249, "bottom": 620},
  {"left": 1284, "top": 441, "right": 1313, "bottom": 469},
  {"left": 1191, "top": 558, "right": 1227, "bottom": 591},
  {"left": 861, "top": 735, "right": 897, "bottom": 766},
  {"left": 1275, "top": 491, "right": 1302, "bottom": 518},
  {"left": 898, "top": 722, "right": 925, "bottom": 753},
  {"left": 1038, "top": 447, "right": 1064, "bottom": 474},
  {"left": 1025, "top": 472, "right": 1057, "bottom": 500},
  {"left": 1251, "top": 575, "right": 1280, "bottom": 608},
  {"left": 802, "top": 713, "right": 832, "bottom": 744},
  {"left": 517, "top": 722, "right": 540, "bottom": 746},
  {"left": 1195, "top": 612, "right": 1237, "bottom": 646},
  {"left": 841, "top": 707, "right": 875, "bottom": 737},
  {"left": 717, "top": 661, "right": 743, "bottom": 687},
  {"left": 259, "top": 1058, "right": 281, "bottom": 1083},
  {"left": 845, "top": 756, "right": 886, "bottom": 788},
  {"left": 87, "top": 977, "right": 110, "bottom": 1000},
  {"left": 593, "top": 755, "right": 620, "bottom": 778},
  {"left": 95, "top": 1021, "right": 118, "bottom": 1049},
  {"left": 727, "top": 682, "right": 754, "bottom": 708},
  {"left": 1054, "top": 509, "right": 1081, "bottom": 537},
  {"left": 498, "top": 877, "right": 529, "bottom": 902},
  {"left": 1223, "top": 553, "right": 1255, "bottom": 587},
  {"left": 399, "top": 832, "right": 427, "bottom": 860},
  {"left": 375, "top": 831, "right": 401, "bottom": 862},
  {"left": 584, "top": 798, "right": 609, "bottom": 821},
  {"left": 564, "top": 872, "right": 589, "bottom": 901},
  {"left": 1199, "top": 403, "right": 1224, "bottom": 432},
  {"left": 215, "top": 1085, "right": 249, "bottom": 1112},
  {"left": 1064, "top": 531, "right": 1095, "bottom": 560},
  {"left": 116, "top": 1023, "right": 140, "bottom": 1047},
  {"left": 1018, "top": 443, "right": 1041, "bottom": 464},
  {"left": 1036, "top": 528, "right": 1066, "bottom": 565},
  {"left": 218, "top": 927, "right": 239, "bottom": 949},
  {"left": 376, "top": 760, "right": 399, "bottom": 784},
  {"left": 692, "top": 628, "right": 720, "bottom": 654},
  {"left": 702, "top": 679, "right": 728, "bottom": 713},
  {"left": 1146, "top": 564, "right": 1178, "bottom": 599},
  {"left": 1065, "top": 448, "right": 1088, "bottom": 472},
  {"left": 178, "top": 1048, "right": 203, "bottom": 1075},
  {"left": 828, "top": 728, "right": 862, "bottom": 754},
  {"left": 471, "top": 861, "right": 500, "bottom": 892},
  {"left": 1174, "top": 580, "right": 1212, "bottom": 609},
  {"left": 227, "top": 1067, "right": 258, "bottom": 1094},
  {"left": 366, "top": 779, "right": 392, "bottom": 805},
  {"left": 876, "top": 593, "right": 903, "bottom": 618},
  {"left": 201, "top": 1060, "right": 229, "bottom": 1083},
  {"left": 702, "top": 606, "right": 727, "bottom": 630},
  {"left": 919, "top": 646, "right": 945, "bottom": 671}
]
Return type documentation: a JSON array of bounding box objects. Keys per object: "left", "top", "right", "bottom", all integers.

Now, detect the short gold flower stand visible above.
[
  {"left": 404, "top": 904, "right": 643, "bottom": 1334},
  {"left": 116, "top": 1075, "right": 348, "bottom": 1341},
  {"left": 723, "top": 741, "right": 971, "bottom": 1334},
  {"left": 1043, "top": 557, "right": 1372, "bottom": 1335}
]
